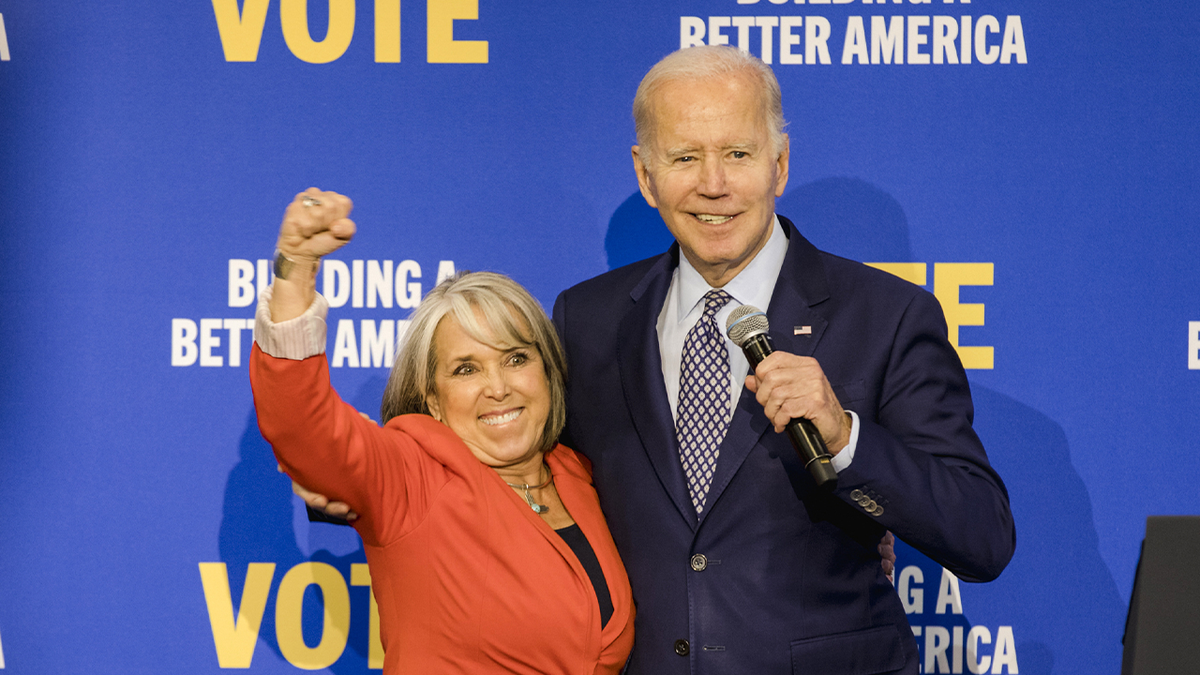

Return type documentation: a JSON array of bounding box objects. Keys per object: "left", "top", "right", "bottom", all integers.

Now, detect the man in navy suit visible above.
[{"left": 549, "top": 46, "right": 1014, "bottom": 674}]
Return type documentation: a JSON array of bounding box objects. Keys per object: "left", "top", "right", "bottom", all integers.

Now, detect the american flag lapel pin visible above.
[{"left": 794, "top": 325, "right": 812, "bottom": 336}]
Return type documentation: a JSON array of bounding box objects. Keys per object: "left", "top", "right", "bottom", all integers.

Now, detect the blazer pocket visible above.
[
  {"left": 790, "top": 625, "right": 907, "bottom": 675},
  {"left": 832, "top": 379, "right": 867, "bottom": 407}
]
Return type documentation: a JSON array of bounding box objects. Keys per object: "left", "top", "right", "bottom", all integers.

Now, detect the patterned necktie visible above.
[{"left": 677, "top": 289, "right": 734, "bottom": 514}]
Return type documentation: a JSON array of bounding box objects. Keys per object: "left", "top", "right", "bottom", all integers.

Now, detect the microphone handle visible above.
[{"left": 741, "top": 334, "right": 839, "bottom": 490}]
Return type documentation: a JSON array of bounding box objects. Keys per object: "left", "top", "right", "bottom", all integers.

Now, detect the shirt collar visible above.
[{"left": 674, "top": 215, "right": 789, "bottom": 323}]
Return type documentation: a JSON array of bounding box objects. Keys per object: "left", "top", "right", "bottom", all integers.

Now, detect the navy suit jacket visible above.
[{"left": 552, "top": 217, "right": 1015, "bottom": 675}]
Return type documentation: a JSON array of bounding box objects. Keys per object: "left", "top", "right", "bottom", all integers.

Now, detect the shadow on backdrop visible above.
[
  {"left": 605, "top": 177, "right": 1124, "bottom": 674},
  {"left": 218, "top": 375, "right": 388, "bottom": 672}
]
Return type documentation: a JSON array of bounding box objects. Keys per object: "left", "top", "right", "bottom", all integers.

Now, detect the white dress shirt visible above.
[{"left": 656, "top": 216, "right": 859, "bottom": 471}]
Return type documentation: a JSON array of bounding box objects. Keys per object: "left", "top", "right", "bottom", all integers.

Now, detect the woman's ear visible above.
[{"left": 425, "top": 392, "right": 442, "bottom": 423}]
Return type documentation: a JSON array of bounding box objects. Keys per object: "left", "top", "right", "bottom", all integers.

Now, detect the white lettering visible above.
[
  {"left": 872, "top": 16, "right": 904, "bottom": 64},
  {"left": 1190, "top": 322, "right": 1200, "bottom": 369},
  {"left": 806, "top": 16, "right": 832, "bottom": 64},
  {"left": 925, "top": 626, "right": 951, "bottom": 674},
  {"left": 397, "top": 260, "right": 422, "bottom": 308},
  {"left": 991, "top": 626, "right": 1018, "bottom": 673},
  {"left": 324, "top": 260, "right": 351, "bottom": 308},
  {"left": 361, "top": 319, "right": 396, "bottom": 368},
  {"left": 898, "top": 565, "right": 924, "bottom": 613},
  {"left": 351, "top": 260, "right": 364, "bottom": 308},
  {"left": 708, "top": 16, "right": 732, "bottom": 46},
  {"left": 780, "top": 16, "right": 803, "bottom": 64},
  {"left": 975, "top": 15, "right": 1000, "bottom": 64},
  {"left": 731, "top": 16, "right": 756, "bottom": 52},
  {"left": 907, "top": 15, "right": 931, "bottom": 64},
  {"left": 367, "top": 260, "right": 393, "bottom": 308},
  {"left": 935, "top": 568, "right": 963, "bottom": 614},
  {"left": 1, "top": 13, "right": 12, "bottom": 61},
  {"left": 200, "top": 319, "right": 224, "bottom": 367},
  {"left": 842, "top": 16, "right": 869, "bottom": 64},
  {"left": 224, "top": 319, "right": 251, "bottom": 368},
  {"left": 961, "top": 15, "right": 972, "bottom": 64},
  {"left": 756, "top": 16, "right": 779, "bottom": 64},
  {"left": 967, "top": 626, "right": 992, "bottom": 674},
  {"left": 435, "top": 259, "right": 457, "bottom": 285},
  {"left": 953, "top": 626, "right": 965, "bottom": 674},
  {"left": 332, "top": 319, "right": 360, "bottom": 368},
  {"left": 933, "top": 16, "right": 958, "bottom": 64},
  {"left": 229, "top": 259, "right": 256, "bottom": 307},
  {"left": 257, "top": 258, "right": 271, "bottom": 300},
  {"left": 681, "top": 17, "right": 706, "bottom": 48},
  {"left": 172, "top": 319, "right": 199, "bottom": 366},
  {"left": 1000, "top": 16, "right": 1027, "bottom": 64}
]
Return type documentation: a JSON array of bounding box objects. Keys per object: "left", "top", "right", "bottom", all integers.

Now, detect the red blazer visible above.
[{"left": 251, "top": 346, "right": 635, "bottom": 674}]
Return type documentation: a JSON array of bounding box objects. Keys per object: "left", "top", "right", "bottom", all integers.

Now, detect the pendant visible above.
[{"left": 523, "top": 490, "right": 549, "bottom": 514}]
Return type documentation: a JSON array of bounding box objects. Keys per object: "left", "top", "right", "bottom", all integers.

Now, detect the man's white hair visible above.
[{"left": 633, "top": 46, "right": 787, "bottom": 160}]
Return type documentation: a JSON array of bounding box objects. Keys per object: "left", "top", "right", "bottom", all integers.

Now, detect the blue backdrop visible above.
[{"left": 1, "top": 1, "right": 1198, "bottom": 673}]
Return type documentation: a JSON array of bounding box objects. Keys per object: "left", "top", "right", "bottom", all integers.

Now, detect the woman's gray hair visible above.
[
  {"left": 380, "top": 271, "right": 567, "bottom": 453},
  {"left": 633, "top": 45, "right": 787, "bottom": 160}
]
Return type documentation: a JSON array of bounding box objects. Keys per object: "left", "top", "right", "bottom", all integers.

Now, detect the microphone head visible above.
[{"left": 725, "top": 304, "right": 770, "bottom": 347}]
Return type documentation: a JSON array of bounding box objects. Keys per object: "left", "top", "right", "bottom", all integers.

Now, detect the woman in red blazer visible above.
[{"left": 250, "top": 188, "right": 634, "bottom": 674}]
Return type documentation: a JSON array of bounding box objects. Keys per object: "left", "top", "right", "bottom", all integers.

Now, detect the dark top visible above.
[{"left": 556, "top": 523, "right": 614, "bottom": 628}]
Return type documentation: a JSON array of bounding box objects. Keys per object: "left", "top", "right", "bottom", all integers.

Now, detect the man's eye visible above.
[
  {"left": 731, "top": 151, "right": 748, "bottom": 159},
  {"left": 676, "top": 156, "right": 695, "bottom": 163}
]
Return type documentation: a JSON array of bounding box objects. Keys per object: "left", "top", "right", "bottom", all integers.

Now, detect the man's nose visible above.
[{"left": 696, "top": 159, "right": 727, "bottom": 197}]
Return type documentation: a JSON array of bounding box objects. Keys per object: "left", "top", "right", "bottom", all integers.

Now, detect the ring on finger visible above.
[{"left": 301, "top": 195, "right": 322, "bottom": 207}]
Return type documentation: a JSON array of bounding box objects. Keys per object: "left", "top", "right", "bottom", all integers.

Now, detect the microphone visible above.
[{"left": 726, "top": 305, "right": 838, "bottom": 490}]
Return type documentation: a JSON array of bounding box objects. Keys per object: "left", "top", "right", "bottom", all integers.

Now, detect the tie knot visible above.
[{"left": 702, "top": 289, "right": 732, "bottom": 318}]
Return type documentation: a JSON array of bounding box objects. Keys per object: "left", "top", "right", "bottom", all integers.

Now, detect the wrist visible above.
[{"left": 274, "top": 248, "right": 320, "bottom": 281}]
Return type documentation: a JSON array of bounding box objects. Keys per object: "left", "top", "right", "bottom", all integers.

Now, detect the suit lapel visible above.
[
  {"left": 616, "top": 248, "right": 699, "bottom": 529},
  {"left": 700, "top": 218, "right": 830, "bottom": 523}
]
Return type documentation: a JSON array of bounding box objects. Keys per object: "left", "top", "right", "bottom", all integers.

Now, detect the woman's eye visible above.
[
  {"left": 453, "top": 364, "right": 476, "bottom": 376},
  {"left": 509, "top": 352, "right": 528, "bottom": 366}
]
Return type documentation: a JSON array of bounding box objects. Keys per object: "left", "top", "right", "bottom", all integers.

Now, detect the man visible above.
[
  {"left": 299, "top": 45, "right": 1014, "bottom": 674},
  {"left": 549, "top": 46, "right": 1013, "bottom": 673}
]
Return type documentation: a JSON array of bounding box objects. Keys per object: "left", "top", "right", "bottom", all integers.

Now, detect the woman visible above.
[{"left": 251, "top": 188, "right": 635, "bottom": 673}]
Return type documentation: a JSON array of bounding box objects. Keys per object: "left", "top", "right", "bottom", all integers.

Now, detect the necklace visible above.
[{"left": 505, "top": 465, "right": 553, "bottom": 514}]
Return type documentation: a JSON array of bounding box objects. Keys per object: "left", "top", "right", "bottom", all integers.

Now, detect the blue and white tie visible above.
[{"left": 677, "top": 289, "right": 733, "bottom": 514}]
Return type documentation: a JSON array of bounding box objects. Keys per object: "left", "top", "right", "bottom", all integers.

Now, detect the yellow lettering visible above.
[
  {"left": 281, "top": 0, "right": 356, "bottom": 64},
  {"left": 275, "top": 562, "right": 351, "bottom": 669},
  {"left": 427, "top": 0, "right": 488, "bottom": 63},
  {"left": 866, "top": 262, "right": 927, "bottom": 287},
  {"left": 933, "top": 262, "right": 994, "bottom": 369},
  {"left": 351, "top": 564, "right": 384, "bottom": 669},
  {"left": 375, "top": 0, "right": 400, "bottom": 62},
  {"left": 199, "top": 562, "right": 276, "bottom": 668},
  {"left": 212, "top": 0, "right": 271, "bottom": 62}
]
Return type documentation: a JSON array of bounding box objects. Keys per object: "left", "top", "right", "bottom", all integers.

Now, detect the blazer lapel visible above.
[
  {"left": 700, "top": 217, "right": 830, "bottom": 523},
  {"left": 616, "top": 248, "right": 699, "bottom": 529}
]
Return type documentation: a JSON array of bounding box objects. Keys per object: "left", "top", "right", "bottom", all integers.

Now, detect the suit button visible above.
[
  {"left": 850, "top": 489, "right": 864, "bottom": 500},
  {"left": 865, "top": 499, "right": 878, "bottom": 511},
  {"left": 674, "top": 639, "right": 690, "bottom": 656},
  {"left": 871, "top": 505, "right": 885, "bottom": 517},
  {"left": 690, "top": 554, "right": 708, "bottom": 572}
]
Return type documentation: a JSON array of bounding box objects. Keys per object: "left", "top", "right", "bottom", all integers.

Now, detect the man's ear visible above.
[
  {"left": 774, "top": 133, "right": 790, "bottom": 198},
  {"left": 632, "top": 145, "right": 659, "bottom": 209}
]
